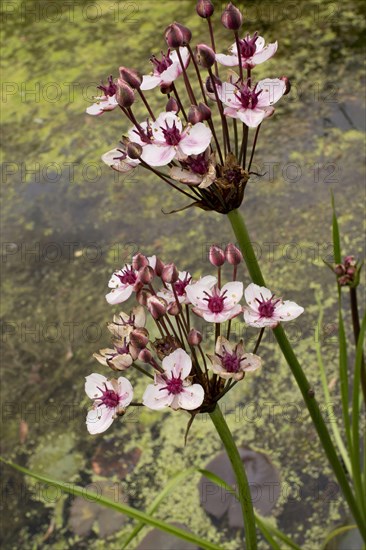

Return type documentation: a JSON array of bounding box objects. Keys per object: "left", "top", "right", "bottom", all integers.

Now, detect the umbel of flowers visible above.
[
  {"left": 86, "top": 0, "right": 289, "bottom": 214},
  {"left": 85, "top": 245, "right": 303, "bottom": 434}
]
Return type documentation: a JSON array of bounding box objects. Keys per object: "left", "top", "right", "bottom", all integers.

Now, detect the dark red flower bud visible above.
[
  {"left": 161, "top": 263, "right": 179, "bottom": 283},
  {"left": 119, "top": 66, "right": 143, "bottom": 89},
  {"left": 147, "top": 296, "right": 167, "bottom": 319},
  {"left": 188, "top": 105, "right": 204, "bottom": 124},
  {"left": 174, "top": 22, "right": 192, "bottom": 44},
  {"left": 166, "top": 97, "right": 179, "bottom": 113},
  {"left": 221, "top": 2, "right": 243, "bottom": 30},
  {"left": 160, "top": 82, "right": 174, "bottom": 94},
  {"left": 209, "top": 244, "right": 225, "bottom": 266},
  {"left": 154, "top": 257, "right": 165, "bottom": 277},
  {"left": 127, "top": 142, "right": 142, "bottom": 159},
  {"left": 129, "top": 327, "right": 149, "bottom": 349},
  {"left": 139, "top": 265, "right": 154, "bottom": 284},
  {"left": 338, "top": 275, "right": 350, "bottom": 287},
  {"left": 195, "top": 43, "right": 216, "bottom": 68},
  {"left": 138, "top": 348, "right": 153, "bottom": 364},
  {"left": 196, "top": 0, "right": 214, "bottom": 18},
  {"left": 132, "top": 253, "right": 148, "bottom": 270},
  {"left": 225, "top": 243, "right": 243, "bottom": 265},
  {"left": 188, "top": 328, "right": 203, "bottom": 345},
  {"left": 206, "top": 75, "right": 221, "bottom": 93},
  {"left": 344, "top": 255, "right": 356, "bottom": 267},
  {"left": 198, "top": 102, "right": 212, "bottom": 120},
  {"left": 165, "top": 23, "right": 185, "bottom": 48},
  {"left": 280, "top": 76, "right": 291, "bottom": 95},
  {"left": 116, "top": 79, "right": 135, "bottom": 107},
  {"left": 136, "top": 289, "right": 152, "bottom": 306},
  {"left": 167, "top": 301, "right": 180, "bottom": 316},
  {"left": 334, "top": 264, "right": 345, "bottom": 276}
]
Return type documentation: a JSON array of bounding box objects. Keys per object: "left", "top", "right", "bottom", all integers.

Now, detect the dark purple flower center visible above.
[
  {"left": 162, "top": 374, "right": 184, "bottom": 395},
  {"left": 97, "top": 384, "right": 120, "bottom": 408},
  {"left": 235, "top": 82, "right": 262, "bottom": 110},
  {"left": 222, "top": 351, "right": 241, "bottom": 373},
  {"left": 97, "top": 75, "right": 117, "bottom": 97},
  {"left": 161, "top": 121, "right": 181, "bottom": 146},
  {"left": 204, "top": 288, "right": 227, "bottom": 313},
  {"left": 115, "top": 338, "right": 129, "bottom": 355},
  {"left": 256, "top": 293, "right": 280, "bottom": 318},
  {"left": 184, "top": 154, "right": 209, "bottom": 175},
  {"left": 151, "top": 49, "right": 173, "bottom": 74},
  {"left": 225, "top": 169, "right": 242, "bottom": 184},
  {"left": 238, "top": 32, "right": 258, "bottom": 59},
  {"left": 133, "top": 119, "right": 154, "bottom": 144},
  {"left": 117, "top": 265, "right": 137, "bottom": 286},
  {"left": 174, "top": 273, "right": 192, "bottom": 296}
]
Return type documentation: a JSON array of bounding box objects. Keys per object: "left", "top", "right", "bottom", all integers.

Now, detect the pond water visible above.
[{"left": 1, "top": 0, "right": 365, "bottom": 548}]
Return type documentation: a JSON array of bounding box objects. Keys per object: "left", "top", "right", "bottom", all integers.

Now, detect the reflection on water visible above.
[{"left": 1, "top": 0, "right": 365, "bottom": 547}]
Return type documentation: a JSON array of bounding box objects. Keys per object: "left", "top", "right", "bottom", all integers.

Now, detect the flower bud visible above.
[
  {"left": 196, "top": 0, "right": 214, "bottom": 18},
  {"left": 280, "top": 76, "right": 291, "bottom": 95},
  {"left": 164, "top": 23, "right": 184, "bottom": 48},
  {"left": 225, "top": 243, "right": 243, "bottom": 265},
  {"left": 129, "top": 327, "right": 149, "bottom": 349},
  {"left": 188, "top": 328, "right": 202, "bottom": 346},
  {"left": 221, "top": 2, "right": 243, "bottom": 30},
  {"left": 344, "top": 255, "right": 356, "bottom": 267},
  {"left": 198, "top": 102, "right": 212, "bottom": 120},
  {"left": 346, "top": 267, "right": 356, "bottom": 277},
  {"left": 174, "top": 22, "right": 192, "bottom": 44},
  {"left": 119, "top": 66, "right": 143, "bottom": 89},
  {"left": 209, "top": 244, "right": 225, "bottom": 266},
  {"left": 205, "top": 75, "right": 221, "bottom": 93},
  {"left": 136, "top": 288, "right": 152, "bottom": 306},
  {"left": 138, "top": 348, "right": 153, "bottom": 364},
  {"left": 116, "top": 79, "right": 135, "bottom": 108},
  {"left": 127, "top": 141, "right": 142, "bottom": 159},
  {"left": 338, "top": 275, "right": 350, "bottom": 287},
  {"left": 162, "top": 263, "right": 179, "bottom": 283},
  {"left": 195, "top": 44, "right": 216, "bottom": 68},
  {"left": 139, "top": 265, "right": 154, "bottom": 285},
  {"left": 167, "top": 301, "right": 180, "bottom": 316},
  {"left": 188, "top": 105, "right": 204, "bottom": 125},
  {"left": 132, "top": 253, "right": 148, "bottom": 270},
  {"left": 147, "top": 296, "right": 167, "bottom": 319},
  {"left": 154, "top": 257, "right": 165, "bottom": 277},
  {"left": 160, "top": 82, "right": 174, "bottom": 94},
  {"left": 166, "top": 97, "right": 179, "bottom": 113},
  {"left": 334, "top": 264, "right": 345, "bottom": 276}
]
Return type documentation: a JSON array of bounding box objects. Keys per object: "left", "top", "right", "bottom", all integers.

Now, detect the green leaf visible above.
[
  {"left": 331, "top": 192, "right": 342, "bottom": 264},
  {"left": 320, "top": 524, "right": 357, "bottom": 550},
  {"left": 0, "top": 459, "right": 223, "bottom": 550},
  {"left": 122, "top": 468, "right": 197, "bottom": 549}
]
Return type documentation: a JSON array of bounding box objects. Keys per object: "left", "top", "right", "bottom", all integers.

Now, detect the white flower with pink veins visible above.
[
  {"left": 217, "top": 78, "right": 286, "bottom": 128},
  {"left": 85, "top": 373, "right": 133, "bottom": 434},
  {"left": 106, "top": 256, "right": 156, "bottom": 305},
  {"left": 243, "top": 283, "right": 304, "bottom": 328},
  {"left": 186, "top": 275, "right": 243, "bottom": 323},
  {"left": 128, "top": 111, "right": 212, "bottom": 167},
  {"left": 143, "top": 348, "right": 204, "bottom": 411},
  {"left": 140, "top": 47, "right": 190, "bottom": 90},
  {"left": 216, "top": 33, "right": 277, "bottom": 69}
]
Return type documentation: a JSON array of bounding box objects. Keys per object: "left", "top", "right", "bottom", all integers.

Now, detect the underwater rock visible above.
[
  {"left": 91, "top": 440, "right": 142, "bottom": 478},
  {"left": 136, "top": 523, "right": 199, "bottom": 550},
  {"left": 199, "top": 448, "right": 281, "bottom": 527}
]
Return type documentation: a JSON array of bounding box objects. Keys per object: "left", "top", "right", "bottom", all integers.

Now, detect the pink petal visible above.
[
  {"left": 153, "top": 111, "right": 183, "bottom": 142},
  {"left": 245, "top": 283, "right": 272, "bottom": 309},
  {"left": 216, "top": 82, "right": 241, "bottom": 108},
  {"left": 170, "top": 166, "right": 202, "bottom": 185},
  {"left": 185, "top": 276, "right": 217, "bottom": 309},
  {"left": 251, "top": 41, "right": 277, "bottom": 65},
  {"left": 178, "top": 384, "right": 205, "bottom": 410},
  {"left": 86, "top": 405, "right": 115, "bottom": 434},
  {"left": 106, "top": 285, "right": 134, "bottom": 305},
  {"left": 179, "top": 123, "right": 212, "bottom": 156},
  {"left": 274, "top": 301, "right": 304, "bottom": 321},
  {"left": 221, "top": 281, "right": 243, "bottom": 308},
  {"left": 140, "top": 143, "right": 176, "bottom": 167},
  {"left": 256, "top": 78, "right": 285, "bottom": 107},
  {"left": 241, "top": 353, "right": 262, "bottom": 372},
  {"left": 140, "top": 74, "right": 162, "bottom": 90},
  {"left": 216, "top": 53, "right": 239, "bottom": 67},
  {"left": 142, "top": 383, "right": 174, "bottom": 410},
  {"left": 117, "top": 377, "right": 134, "bottom": 406},
  {"left": 237, "top": 108, "right": 267, "bottom": 128},
  {"left": 102, "top": 149, "right": 139, "bottom": 173},
  {"left": 85, "top": 373, "right": 107, "bottom": 399},
  {"left": 162, "top": 348, "right": 192, "bottom": 380},
  {"left": 86, "top": 103, "right": 104, "bottom": 116}
]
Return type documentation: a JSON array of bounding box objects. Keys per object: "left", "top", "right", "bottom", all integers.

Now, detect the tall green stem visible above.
[
  {"left": 227, "top": 208, "right": 366, "bottom": 540},
  {"left": 210, "top": 405, "right": 257, "bottom": 549}
]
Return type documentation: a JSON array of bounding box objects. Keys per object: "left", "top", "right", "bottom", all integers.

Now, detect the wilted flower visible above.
[
  {"left": 143, "top": 348, "right": 204, "bottom": 410},
  {"left": 85, "top": 373, "right": 133, "bottom": 434},
  {"left": 243, "top": 283, "right": 304, "bottom": 328},
  {"left": 186, "top": 276, "right": 243, "bottom": 323},
  {"left": 101, "top": 148, "right": 140, "bottom": 173},
  {"left": 141, "top": 47, "right": 190, "bottom": 90},
  {"left": 208, "top": 336, "right": 262, "bottom": 380},
  {"left": 216, "top": 33, "right": 277, "bottom": 69},
  {"left": 170, "top": 150, "right": 216, "bottom": 188}
]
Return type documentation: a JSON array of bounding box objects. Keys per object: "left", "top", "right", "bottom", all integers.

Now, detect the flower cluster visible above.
[
  {"left": 85, "top": 245, "right": 303, "bottom": 434},
  {"left": 86, "top": 1, "right": 289, "bottom": 214},
  {"left": 331, "top": 255, "right": 362, "bottom": 288}
]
